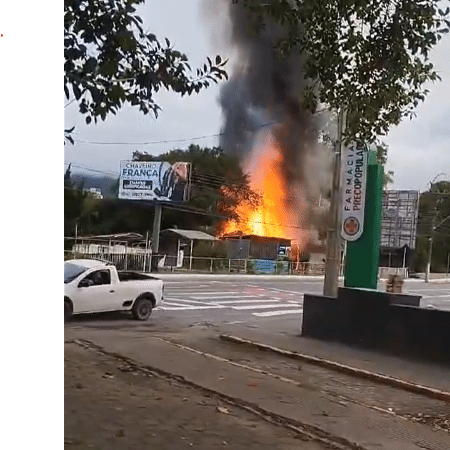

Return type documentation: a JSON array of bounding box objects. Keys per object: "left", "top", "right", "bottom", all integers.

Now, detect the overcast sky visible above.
[{"left": 64, "top": 0, "right": 450, "bottom": 192}]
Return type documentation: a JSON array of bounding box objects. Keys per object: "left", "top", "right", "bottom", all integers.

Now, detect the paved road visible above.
[
  {"left": 69, "top": 276, "right": 450, "bottom": 331},
  {"left": 402, "top": 282, "right": 450, "bottom": 310},
  {"left": 155, "top": 275, "right": 450, "bottom": 317}
]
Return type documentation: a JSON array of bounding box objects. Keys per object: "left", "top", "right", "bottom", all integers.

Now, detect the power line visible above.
[
  {"left": 63, "top": 185, "right": 314, "bottom": 232},
  {"left": 72, "top": 121, "right": 280, "bottom": 146},
  {"left": 65, "top": 161, "right": 119, "bottom": 177},
  {"left": 65, "top": 161, "right": 259, "bottom": 193}
]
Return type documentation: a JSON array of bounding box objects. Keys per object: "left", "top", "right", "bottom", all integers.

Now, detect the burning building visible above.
[{"left": 203, "top": 1, "right": 333, "bottom": 258}]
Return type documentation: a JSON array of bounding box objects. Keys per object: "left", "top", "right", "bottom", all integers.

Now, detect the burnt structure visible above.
[{"left": 222, "top": 232, "right": 291, "bottom": 261}]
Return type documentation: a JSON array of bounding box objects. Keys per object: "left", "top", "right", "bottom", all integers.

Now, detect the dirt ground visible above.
[{"left": 64, "top": 342, "right": 328, "bottom": 450}]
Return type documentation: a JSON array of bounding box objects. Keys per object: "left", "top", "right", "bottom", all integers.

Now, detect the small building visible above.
[
  {"left": 159, "top": 229, "right": 218, "bottom": 268},
  {"left": 83, "top": 187, "right": 103, "bottom": 199},
  {"left": 221, "top": 232, "right": 291, "bottom": 260},
  {"left": 221, "top": 233, "right": 292, "bottom": 274},
  {"left": 69, "top": 232, "right": 150, "bottom": 270},
  {"left": 72, "top": 232, "right": 148, "bottom": 255}
]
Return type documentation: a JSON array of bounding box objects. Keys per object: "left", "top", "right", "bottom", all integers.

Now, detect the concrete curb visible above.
[
  {"left": 219, "top": 334, "right": 450, "bottom": 403},
  {"left": 154, "top": 273, "right": 327, "bottom": 281},
  {"left": 429, "top": 278, "right": 450, "bottom": 284},
  {"left": 148, "top": 272, "right": 448, "bottom": 283}
]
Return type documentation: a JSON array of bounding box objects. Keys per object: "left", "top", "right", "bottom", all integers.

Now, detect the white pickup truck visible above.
[{"left": 64, "top": 259, "right": 164, "bottom": 322}]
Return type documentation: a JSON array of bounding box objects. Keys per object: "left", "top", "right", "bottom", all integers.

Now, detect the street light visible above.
[
  {"left": 425, "top": 212, "right": 450, "bottom": 283},
  {"left": 424, "top": 174, "right": 447, "bottom": 283}
]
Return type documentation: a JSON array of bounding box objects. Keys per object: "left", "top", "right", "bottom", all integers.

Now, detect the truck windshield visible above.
[{"left": 64, "top": 263, "right": 87, "bottom": 284}]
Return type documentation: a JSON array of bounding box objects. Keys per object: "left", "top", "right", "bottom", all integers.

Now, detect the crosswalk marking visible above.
[
  {"left": 159, "top": 305, "right": 225, "bottom": 311},
  {"left": 253, "top": 309, "right": 303, "bottom": 317},
  {"left": 190, "top": 294, "right": 265, "bottom": 300},
  {"left": 164, "top": 297, "right": 211, "bottom": 305},
  {"left": 165, "top": 289, "right": 241, "bottom": 295},
  {"left": 164, "top": 301, "right": 199, "bottom": 307},
  {"left": 232, "top": 303, "right": 302, "bottom": 310},
  {"left": 158, "top": 282, "right": 307, "bottom": 318},
  {"left": 213, "top": 299, "right": 276, "bottom": 304},
  {"left": 168, "top": 291, "right": 242, "bottom": 295}
]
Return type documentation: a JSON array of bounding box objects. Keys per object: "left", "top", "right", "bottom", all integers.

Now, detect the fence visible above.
[
  {"left": 378, "top": 267, "right": 409, "bottom": 280},
  {"left": 64, "top": 251, "right": 151, "bottom": 271},
  {"left": 65, "top": 252, "right": 450, "bottom": 280},
  {"left": 64, "top": 251, "right": 329, "bottom": 275}
]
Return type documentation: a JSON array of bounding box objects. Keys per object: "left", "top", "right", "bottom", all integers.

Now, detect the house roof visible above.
[
  {"left": 74, "top": 233, "right": 145, "bottom": 243},
  {"left": 160, "top": 229, "right": 217, "bottom": 241}
]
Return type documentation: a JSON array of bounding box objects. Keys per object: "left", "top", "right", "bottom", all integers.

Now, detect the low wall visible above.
[
  {"left": 378, "top": 267, "right": 408, "bottom": 279},
  {"left": 338, "top": 287, "right": 421, "bottom": 307},
  {"left": 302, "top": 289, "right": 450, "bottom": 363}
]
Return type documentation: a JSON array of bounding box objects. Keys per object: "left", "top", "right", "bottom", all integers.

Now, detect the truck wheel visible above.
[
  {"left": 132, "top": 297, "right": 153, "bottom": 320},
  {"left": 64, "top": 300, "right": 73, "bottom": 323}
]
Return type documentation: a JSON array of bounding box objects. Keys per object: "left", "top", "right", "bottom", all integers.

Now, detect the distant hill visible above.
[{"left": 70, "top": 173, "right": 118, "bottom": 198}]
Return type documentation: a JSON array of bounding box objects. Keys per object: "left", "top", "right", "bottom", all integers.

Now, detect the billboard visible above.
[
  {"left": 381, "top": 190, "right": 419, "bottom": 249},
  {"left": 119, "top": 161, "right": 191, "bottom": 202},
  {"left": 341, "top": 143, "right": 368, "bottom": 241}
]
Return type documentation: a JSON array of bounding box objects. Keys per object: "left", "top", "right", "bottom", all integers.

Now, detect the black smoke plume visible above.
[{"left": 203, "top": 0, "right": 332, "bottom": 238}]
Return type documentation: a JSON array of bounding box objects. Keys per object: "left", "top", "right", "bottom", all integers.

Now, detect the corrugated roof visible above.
[
  {"left": 76, "top": 233, "right": 145, "bottom": 242},
  {"left": 161, "top": 229, "right": 217, "bottom": 241}
]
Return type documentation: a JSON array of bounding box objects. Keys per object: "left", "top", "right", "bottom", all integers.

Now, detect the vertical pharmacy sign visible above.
[{"left": 341, "top": 143, "right": 368, "bottom": 241}]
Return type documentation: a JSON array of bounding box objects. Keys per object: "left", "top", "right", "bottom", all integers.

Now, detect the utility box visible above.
[{"left": 386, "top": 274, "right": 404, "bottom": 293}]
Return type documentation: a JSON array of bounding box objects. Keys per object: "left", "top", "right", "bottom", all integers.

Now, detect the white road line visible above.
[
  {"left": 168, "top": 291, "right": 241, "bottom": 295},
  {"left": 215, "top": 299, "right": 276, "bottom": 304},
  {"left": 190, "top": 294, "right": 265, "bottom": 300},
  {"left": 159, "top": 305, "right": 225, "bottom": 311},
  {"left": 268, "top": 287, "right": 304, "bottom": 295},
  {"left": 405, "top": 293, "right": 450, "bottom": 299},
  {"left": 232, "top": 303, "right": 302, "bottom": 310},
  {"left": 253, "top": 309, "right": 303, "bottom": 317},
  {"left": 405, "top": 289, "right": 450, "bottom": 293},
  {"left": 166, "top": 290, "right": 243, "bottom": 293},
  {"left": 163, "top": 301, "right": 195, "bottom": 307},
  {"left": 164, "top": 298, "right": 211, "bottom": 304}
]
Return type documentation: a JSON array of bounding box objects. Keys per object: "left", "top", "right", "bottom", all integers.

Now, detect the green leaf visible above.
[
  {"left": 64, "top": 0, "right": 227, "bottom": 125},
  {"left": 73, "top": 84, "right": 81, "bottom": 100}
]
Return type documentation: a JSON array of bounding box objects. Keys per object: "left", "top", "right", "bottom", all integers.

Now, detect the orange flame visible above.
[{"left": 220, "top": 132, "right": 309, "bottom": 251}]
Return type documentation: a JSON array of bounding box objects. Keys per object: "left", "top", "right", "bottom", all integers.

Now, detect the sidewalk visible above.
[
  {"left": 65, "top": 327, "right": 450, "bottom": 450},
  {"left": 65, "top": 341, "right": 326, "bottom": 450},
  {"left": 214, "top": 324, "right": 450, "bottom": 393},
  {"left": 151, "top": 271, "right": 450, "bottom": 283}
]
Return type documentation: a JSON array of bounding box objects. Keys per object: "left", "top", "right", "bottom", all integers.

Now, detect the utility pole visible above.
[
  {"left": 424, "top": 208, "right": 436, "bottom": 283},
  {"left": 447, "top": 252, "right": 449, "bottom": 278},
  {"left": 425, "top": 210, "right": 450, "bottom": 282},
  {"left": 151, "top": 203, "right": 162, "bottom": 272},
  {"left": 143, "top": 230, "right": 149, "bottom": 272},
  {"left": 323, "top": 108, "right": 346, "bottom": 297}
]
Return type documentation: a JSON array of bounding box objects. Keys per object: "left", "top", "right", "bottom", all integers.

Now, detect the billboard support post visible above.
[{"left": 151, "top": 203, "right": 162, "bottom": 272}]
